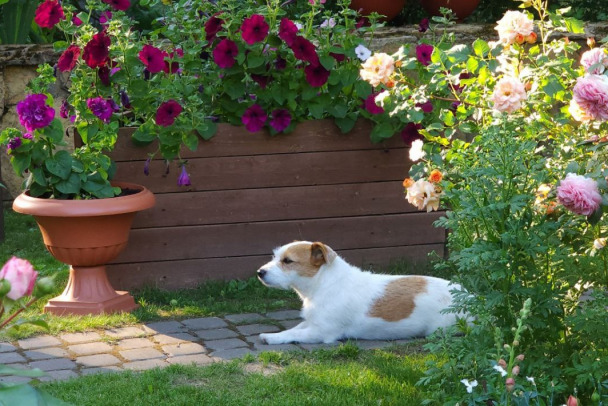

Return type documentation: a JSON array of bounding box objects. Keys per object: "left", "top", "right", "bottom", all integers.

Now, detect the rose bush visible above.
[
  {"left": 1, "top": 0, "right": 379, "bottom": 199},
  {"left": 361, "top": 0, "right": 608, "bottom": 403}
]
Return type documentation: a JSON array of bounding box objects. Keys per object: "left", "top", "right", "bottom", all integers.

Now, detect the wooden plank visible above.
[
  {"left": 114, "top": 148, "right": 409, "bottom": 193},
  {"left": 107, "top": 244, "right": 446, "bottom": 290},
  {"left": 109, "top": 119, "right": 404, "bottom": 161},
  {"left": 131, "top": 182, "right": 413, "bottom": 228},
  {"left": 113, "top": 212, "right": 445, "bottom": 264}
]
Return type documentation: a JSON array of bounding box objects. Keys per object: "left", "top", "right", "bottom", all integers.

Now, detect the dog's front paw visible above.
[{"left": 260, "top": 333, "right": 288, "bottom": 345}]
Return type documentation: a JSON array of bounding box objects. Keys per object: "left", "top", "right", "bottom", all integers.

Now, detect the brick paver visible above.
[{"left": 1, "top": 309, "right": 408, "bottom": 381}]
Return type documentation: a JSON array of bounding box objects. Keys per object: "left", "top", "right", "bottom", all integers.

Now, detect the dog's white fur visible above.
[{"left": 257, "top": 241, "right": 461, "bottom": 345}]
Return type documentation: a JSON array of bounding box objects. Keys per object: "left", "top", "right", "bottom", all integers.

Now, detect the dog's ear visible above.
[{"left": 311, "top": 242, "right": 337, "bottom": 267}]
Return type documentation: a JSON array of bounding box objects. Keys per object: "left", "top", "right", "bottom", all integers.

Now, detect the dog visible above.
[{"left": 257, "top": 241, "right": 461, "bottom": 344}]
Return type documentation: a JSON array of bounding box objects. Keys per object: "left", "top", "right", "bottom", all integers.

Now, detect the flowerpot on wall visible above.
[
  {"left": 421, "top": 0, "right": 481, "bottom": 21},
  {"left": 12, "top": 181, "right": 155, "bottom": 315},
  {"left": 349, "top": 0, "right": 407, "bottom": 21}
]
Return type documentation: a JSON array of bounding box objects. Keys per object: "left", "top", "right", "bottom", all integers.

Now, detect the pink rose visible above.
[
  {"left": 557, "top": 173, "right": 602, "bottom": 216},
  {"left": 580, "top": 48, "right": 608, "bottom": 74},
  {"left": 0, "top": 257, "right": 38, "bottom": 300},
  {"left": 491, "top": 76, "right": 527, "bottom": 113},
  {"left": 573, "top": 75, "right": 608, "bottom": 122}
]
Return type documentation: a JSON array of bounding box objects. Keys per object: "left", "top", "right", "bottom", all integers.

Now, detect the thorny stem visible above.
[{"left": 0, "top": 297, "right": 38, "bottom": 330}]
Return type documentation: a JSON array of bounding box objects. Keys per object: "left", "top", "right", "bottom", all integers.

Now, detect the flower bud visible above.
[
  {"left": 512, "top": 365, "right": 520, "bottom": 376},
  {"left": 567, "top": 395, "right": 578, "bottom": 406},
  {"left": 498, "top": 359, "right": 507, "bottom": 369},
  {"left": 505, "top": 377, "right": 515, "bottom": 392},
  {"left": 402, "top": 178, "right": 415, "bottom": 188},
  {"left": 516, "top": 354, "right": 525, "bottom": 362},
  {"left": 33, "top": 276, "right": 55, "bottom": 297},
  {"left": 526, "top": 32, "right": 537, "bottom": 44},
  {"left": 513, "top": 340, "right": 520, "bottom": 347},
  {"left": 594, "top": 238, "right": 606, "bottom": 250},
  {"left": 592, "top": 391, "right": 600, "bottom": 402},
  {"left": 515, "top": 33, "right": 525, "bottom": 44},
  {"left": 588, "top": 37, "right": 596, "bottom": 48}
]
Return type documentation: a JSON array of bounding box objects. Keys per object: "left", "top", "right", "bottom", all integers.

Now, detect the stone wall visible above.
[{"left": 2, "top": 22, "right": 607, "bottom": 198}]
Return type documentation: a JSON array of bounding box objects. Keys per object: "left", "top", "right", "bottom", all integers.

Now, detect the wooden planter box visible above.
[{"left": 106, "top": 119, "right": 446, "bottom": 290}]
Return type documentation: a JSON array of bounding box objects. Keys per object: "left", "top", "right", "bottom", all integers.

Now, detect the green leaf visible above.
[
  {"left": 588, "top": 207, "right": 603, "bottom": 225},
  {"left": 320, "top": 55, "right": 335, "bottom": 71},
  {"left": 247, "top": 53, "right": 265, "bottom": 69},
  {"left": 31, "top": 167, "right": 47, "bottom": 186},
  {"left": 39, "top": 119, "right": 64, "bottom": 143},
  {"left": 0, "top": 384, "right": 70, "bottom": 406},
  {"left": 563, "top": 16, "right": 585, "bottom": 34},
  {"left": 45, "top": 150, "right": 72, "bottom": 180},
  {"left": 473, "top": 39, "right": 490, "bottom": 57},
  {"left": 370, "top": 122, "right": 394, "bottom": 143},
  {"left": 334, "top": 116, "right": 356, "bottom": 133},
  {"left": 0, "top": 365, "right": 45, "bottom": 377},
  {"left": 182, "top": 131, "right": 198, "bottom": 151},
  {"left": 132, "top": 126, "right": 157, "bottom": 143},
  {"left": 466, "top": 57, "right": 479, "bottom": 73},
  {"left": 196, "top": 121, "right": 217, "bottom": 140},
  {"left": 55, "top": 172, "right": 81, "bottom": 195}
]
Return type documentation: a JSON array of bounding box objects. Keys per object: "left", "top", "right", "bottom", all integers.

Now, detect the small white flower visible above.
[
  {"left": 526, "top": 376, "right": 536, "bottom": 385},
  {"left": 355, "top": 44, "right": 372, "bottom": 61},
  {"left": 594, "top": 238, "right": 606, "bottom": 250},
  {"left": 493, "top": 364, "right": 508, "bottom": 377},
  {"left": 460, "top": 379, "right": 478, "bottom": 394},
  {"left": 295, "top": 22, "right": 303, "bottom": 31},
  {"left": 409, "top": 139, "right": 425, "bottom": 162},
  {"left": 320, "top": 18, "right": 336, "bottom": 29},
  {"left": 375, "top": 91, "right": 390, "bottom": 107}
]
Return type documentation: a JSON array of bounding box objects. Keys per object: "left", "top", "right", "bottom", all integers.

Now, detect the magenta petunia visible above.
[
  {"left": 416, "top": 43, "right": 434, "bottom": 66},
  {"left": 60, "top": 99, "right": 70, "bottom": 119},
  {"left": 275, "top": 56, "right": 287, "bottom": 70},
  {"left": 416, "top": 101, "right": 433, "bottom": 113},
  {"left": 304, "top": 63, "right": 330, "bottom": 87},
  {"left": 57, "top": 45, "right": 81, "bottom": 72},
  {"left": 101, "top": 0, "right": 130, "bottom": 11},
  {"left": 155, "top": 100, "right": 183, "bottom": 127},
  {"left": 163, "top": 50, "right": 181, "bottom": 74},
  {"left": 87, "top": 97, "right": 113, "bottom": 123},
  {"left": 241, "top": 14, "right": 269, "bottom": 45},
  {"left": 241, "top": 104, "right": 267, "bottom": 132},
  {"left": 7, "top": 137, "right": 22, "bottom": 152},
  {"left": 418, "top": 18, "right": 430, "bottom": 33},
  {"left": 364, "top": 93, "right": 384, "bottom": 115},
  {"left": 205, "top": 13, "right": 224, "bottom": 42},
  {"left": 139, "top": 44, "right": 166, "bottom": 73},
  {"left": 16, "top": 94, "right": 55, "bottom": 131},
  {"left": 278, "top": 18, "right": 298, "bottom": 46},
  {"left": 99, "top": 11, "right": 112, "bottom": 24},
  {"left": 177, "top": 165, "right": 191, "bottom": 186},
  {"left": 400, "top": 122, "right": 423, "bottom": 146},
  {"left": 34, "top": 0, "right": 65, "bottom": 29},
  {"left": 213, "top": 39, "right": 238, "bottom": 69},
  {"left": 98, "top": 66, "right": 111, "bottom": 86},
  {"left": 251, "top": 74, "right": 271, "bottom": 89},
  {"left": 270, "top": 109, "right": 292, "bottom": 132},
  {"left": 72, "top": 15, "right": 83, "bottom": 26},
  {"left": 290, "top": 36, "right": 319, "bottom": 65},
  {"left": 82, "top": 31, "right": 110, "bottom": 68}
]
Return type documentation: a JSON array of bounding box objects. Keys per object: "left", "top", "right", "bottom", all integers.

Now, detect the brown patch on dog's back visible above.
[
  {"left": 368, "top": 276, "right": 428, "bottom": 322},
  {"left": 281, "top": 243, "right": 321, "bottom": 277}
]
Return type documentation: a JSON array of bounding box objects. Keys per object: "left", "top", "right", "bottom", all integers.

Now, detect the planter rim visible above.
[{"left": 12, "top": 181, "right": 155, "bottom": 217}]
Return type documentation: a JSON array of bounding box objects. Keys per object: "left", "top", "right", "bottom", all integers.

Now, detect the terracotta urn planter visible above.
[
  {"left": 12, "top": 181, "right": 155, "bottom": 315},
  {"left": 421, "top": 0, "right": 481, "bottom": 21},
  {"left": 349, "top": 0, "right": 407, "bottom": 21}
]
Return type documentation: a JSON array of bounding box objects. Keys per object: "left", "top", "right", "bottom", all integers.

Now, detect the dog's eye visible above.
[{"left": 282, "top": 258, "right": 294, "bottom": 264}]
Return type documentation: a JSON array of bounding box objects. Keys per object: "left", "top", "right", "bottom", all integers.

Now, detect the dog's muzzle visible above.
[{"left": 257, "top": 268, "right": 267, "bottom": 279}]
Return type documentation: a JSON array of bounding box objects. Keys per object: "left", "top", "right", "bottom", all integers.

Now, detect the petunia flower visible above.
[
  {"left": 290, "top": 36, "right": 319, "bottom": 65},
  {"left": 241, "top": 104, "right": 267, "bottom": 132},
  {"left": 364, "top": 93, "right": 384, "bottom": 115},
  {"left": 72, "top": 15, "right": 83, "bottom": 26},
  {"left": 7, "top": 137, "right": 22, "bottom": 152},
  {"left": 269, "top": 109, "right": 291, "bottom": 132},
  {"left": 416, "top": 101, "right": 433, "bottom": 113},
  {"left": 279, "top": 18, "right": 299, "bottom": 46},
  {"left": 240, "top": 14, "right": 269, "bottom": 45},
  {"left": 143, "top": 157, "right": 151, "bottom": 176},
  {"left": 416, "top": 43, "right": 434, "bottom": 66},
  {"left": 34, "top": 0, "right": 65, "bottom": 29},
  {"left": 304, "top": 63, "right": 330, "bottom": 87},
  {"left": 120, "top": 90, "right": 132, "bottom": 108},
  {"left": 98, "top": 66, "right": 110, "bottom": 86},
  {"left": 99, "top": 11, "right": 112, "bottom": 24},
  {"left": 251, "top": 74, "right": 271, "bottom": 89},
  {"left": 355, "top": 44, "right": 371, "bottom": 61},
  {"left": 87, "top": 97, "right": 113, "bottom": 123},
  {"left": 82, "top": 31, "right": 110, "bottom": 68},
  {"left": 155, "top": 100, "right": 183, "bottom": 127},
  {"left": 400, "top": 123, "right": 423, "bottom": 146},
  {"left": 177, "top": 165, "right": 191, "bottom": 186},
  {"left": 16, "top": 94, "right": 55, "bottom": 131},
  {"left": 101, "top": 0, "right": 130, "bottom": 11},
  {"left": 205, "top": 13, "right": 224, "bottom": 42},
  {"left": 57, "top": 45, "right": 81, "bottom": 72},
  {"left": 139, "top": 44, "right": 166, "bottom": 74},
  {"left": 418, "top": 18, "right": 430, "bottom": 33},
  {"left": 213, "top": 39, "right": 238, "bottom": 69},
  {"left": 59, "top": 99, "right": 70, "bottom": 119}
]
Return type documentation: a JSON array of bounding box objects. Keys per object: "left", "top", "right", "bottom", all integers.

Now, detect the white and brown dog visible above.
[{"left": 257, "top": 241, "right": 461, "bottom": 344}]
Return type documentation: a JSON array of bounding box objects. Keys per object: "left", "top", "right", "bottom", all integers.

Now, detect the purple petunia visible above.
[
  {"left": 241, "top": 104, "right": 267, "bottom": 132},
  {"left": 269, "top": 109, "right": 291, "bottom": 132},
  {"left": 241, "top": 14, "right": 269, "bottom": 45},
  {"left": 16, "top": 94, "right": 55, "bottom": 131},
  {"left": 155, "top": 100, "right": 183, "bottom": 127},
  {"left": 86, "top": 96, "right": 113, "bottom": 123},
  {"left": 177, "top": 165, "right": 191, "bottom": 186},
  {"left": 416, "top": 44, "right": 434, "bottom": 66},
  {"left": 213, "top": 39, "right": 238, "bottom": 69}
]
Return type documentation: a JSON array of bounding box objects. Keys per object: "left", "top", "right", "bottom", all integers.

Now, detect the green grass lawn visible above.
[{"left": 41, "top": 343, "right": 440, "bottom": 405}]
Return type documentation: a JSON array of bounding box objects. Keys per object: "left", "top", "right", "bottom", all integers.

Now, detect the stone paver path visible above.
[{"left": 0, "top": 310, "right": 411, "bottom": 383}]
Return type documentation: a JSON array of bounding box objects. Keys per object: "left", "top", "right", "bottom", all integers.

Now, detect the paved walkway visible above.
[{"left": 0, "top": 310, "right": 409, "bottom": 384}]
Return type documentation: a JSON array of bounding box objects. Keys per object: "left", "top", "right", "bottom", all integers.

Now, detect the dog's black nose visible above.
[{"left": 257, "top": 269, "right": 267, "bottom": 278}]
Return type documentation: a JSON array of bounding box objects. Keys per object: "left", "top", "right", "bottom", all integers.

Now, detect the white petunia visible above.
[
  {"left": 460, "top": 379, "right": 478, "bottom": 394},
  {"left": 320, "top": 18, "right": 336, "bottom": 29},
  {"left": 355, "top": 44, "right": 372, "bottom": 61},
  {"left": 493, "top": 364, "right": 508, "bottom": 377}
]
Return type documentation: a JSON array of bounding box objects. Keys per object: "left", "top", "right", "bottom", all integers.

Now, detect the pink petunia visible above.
[
  {"left": 57, "top": 45, "right": 81, "bottom": 72},
  {"left": 102, "top": 0, "right": 130, "bottom": 11},
  {"left": 557, "top": 173, "right": 602, "bottom": 216},
  {"left": 139, "top": 44, "right": 166, "bottom": 74},
  {"left": 242, "top": 104, "right": 267, "bottom": 132},
  {"left": 34, "top": 0, "right": 65, "bottom": 29},
  {"left": 416, "top": 44, "right": 434, "bottom": 66}
]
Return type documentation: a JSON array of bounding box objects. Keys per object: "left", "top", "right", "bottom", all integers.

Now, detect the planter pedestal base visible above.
[{"left": 43, "top": 266, "right": 138, "bottom": 315}]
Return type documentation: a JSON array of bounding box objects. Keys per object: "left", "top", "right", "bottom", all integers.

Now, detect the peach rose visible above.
[
  {"left": 359, "top": 53, "right": 394, "bottom": 87},
  {"left": 495, "top": 11, "right": 534, "bottom": 45},
  {"left": 491, "top": 76, "right": 527, "bottom": 113},
  {"left": 428, "top": 169, "right": 443, "bottom": 183},
  {"left": 406, "top": 179, "right": 441, "bottom": 212}
]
